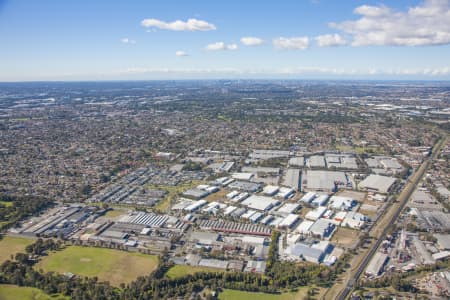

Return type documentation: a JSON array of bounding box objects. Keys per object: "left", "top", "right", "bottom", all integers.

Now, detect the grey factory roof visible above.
[
  {"left": 286, "top": 243, "right": 324, "bottom": 262},
  {"left": 249, "top": 149, "right": 291, "bottom": 160},
  {"left": 307, "top": 155, "right": 326, "bottom": 168},
  {"left": 190, "top": 231, "right": 219, "bottom": 245},
  {"left": 282, "top": 168, "right": 301, "bottom": 190},
  {"left": 211, "top": 161, "right": 235, "bottom": 172},
  {"left": 325, "top": 154, "right": 341, "bottom": 164},
  {"left": 309, "top": 219, "right": 335, "bottom": 238},
  {"left": 434, "top": 234, "right": 450, "bottom": 250},
  {"left": 228, "top": 181, "right": 261, "bottom": 192},
  {"left": 380, "top": 158, "right": 403, "bottom": 170},
  {"left": 365, "top": 158, "right": 382, "bottom": 168},
  {"left": 325, "top": 154, "right": 358, "bottom": 169},
  {"left": 412, "top": 236, "right": 435, "bottom": 265},
  {"left": 358, "top": 174, "right": 396, "bottom": 194},
  {"left": 302, "top": 170, "right": 349, "bottom": 192},
  {"left": 416, "top": 210, "right": 450, "bottom": 231},
  {"left": 409, "top": 190, "right": 442, "bottom": 210},
  {"left": 171, "top": 198, "right": 195, "bottom": 210},
  {"left": 100, "top": 230, "right": 128, "bottom": 240},
  {"left": 288, "top": 157, "right": 304, "bottom": 167},
  {"left": 182, "top": 188, "right": 209, "bottom": 199},
  {"left": 340, "top": 156, "right": 358, "bottom": 169},
  {"left": 241, "top": 166, "right": 281, "bottom": 174},
  {"left": 366, "top": 156, "right": 403, "bottom": 172},
  {"left": 366, "top": 252, "right": 389, "bottom": 276}
]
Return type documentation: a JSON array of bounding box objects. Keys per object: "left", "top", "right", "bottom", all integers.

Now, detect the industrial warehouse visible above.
[{"left": 8, "top": 149, "right": 413, "bottom": 280}]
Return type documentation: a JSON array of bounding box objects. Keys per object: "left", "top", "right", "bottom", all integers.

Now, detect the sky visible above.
[{"left": 1, "top": 0, "right": 450, "bottom": 81}]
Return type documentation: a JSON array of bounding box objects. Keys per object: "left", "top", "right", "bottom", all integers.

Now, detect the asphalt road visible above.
[{"left": 335, "top": 138, "right": 444, "bottom": 300}]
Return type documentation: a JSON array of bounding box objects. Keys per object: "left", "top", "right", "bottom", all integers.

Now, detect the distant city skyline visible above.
[{"left": 1, "top": 0, "right": 450, "bottom": 81}]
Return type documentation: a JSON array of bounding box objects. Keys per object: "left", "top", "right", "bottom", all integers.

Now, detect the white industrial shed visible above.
[
  {"left": 300, "top": 191, "right": 317, "bottom": 203},
  {"left": 309, "top": 219, "right": 336, "bottom": 239},
  {"left": 365, "top": 252, "right": 389, "bottom": 277},
  {"left": 278, "top": 214, "right": 300, "bottom": 229},
  {"left": 241, "top": 195, "right": 280, "bottom": 211},
  {"left": 302, "top": 170, "right": 351, "bottom": 192},
  {"left": 359, "top": 174, "right": 396, "bottom": 194},
  {"left": 305, "top": 206, "right": 328, "bottom": 221},
  {"left": 312, "top": 194, "right": 329, "bottom": 206},
  {"left": 294, "top": 220, "right": 314, "bottom": 235}
]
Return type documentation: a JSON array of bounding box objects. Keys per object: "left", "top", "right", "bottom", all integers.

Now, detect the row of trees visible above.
[
  {"left": 0, "top": 234, "right": 353, "bottom": 299},
  {"left": 0, "top": 194, "right": 53, "bottom": 233},
  {"left": 265, "top": 230, "right": 280, "bottom": 272},
  {"left": 0, "top": 239, "right": 120, "bottom": 300},
  {"left": 1, "top": 260, "right": 120, "bottom": 300},
  {"left": 360, "top": 274, "right": 416, "bottom": 292}
]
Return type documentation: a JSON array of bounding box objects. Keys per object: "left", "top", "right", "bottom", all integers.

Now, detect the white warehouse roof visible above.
[
  {"left": 277, "top": 203, "right": 300, "bottom": 215},
  {"left": 305, "top": 206, "right": 327, "bottom": 221},
  {"left": 295, "top": 220, "right": 314, "bottom": 235},
  {"left": 278, "top": 214, "right": 300, "bottom": 228},
  {"left": 263, "top": 185, "right": 279, "bottom": 196},
  {"left": 232, "top": 172, "right": 254, "bottom": 181},
  {"left": 300, "top": 192, "right": 317, "bottom": 203},
  {"left": 241, "top": 195, "right": 280, "bottom": 211},
  {"left": 359, "top": 174, "right": 396, "bottom": 194}
]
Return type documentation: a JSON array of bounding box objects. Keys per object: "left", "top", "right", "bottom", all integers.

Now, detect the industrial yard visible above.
[{"left": 7, "top": 148, "right": 407, "bottom": 277}]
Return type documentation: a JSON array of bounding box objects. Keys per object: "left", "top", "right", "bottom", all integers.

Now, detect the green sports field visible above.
[
  {"left": 166, "top": 264, "right": 225, "bottom": 279},
  {"left": 218, "top": 287, "right": 322, "bottom": 300},
  {"left": 35, "top": 246, "right": 159, "bottom": 286},
  {"left": 0, "top": 284, "right": 67, "bottom": 300},
  {"left": 0, "top": 236, "right": 34, "bottom": 263}
]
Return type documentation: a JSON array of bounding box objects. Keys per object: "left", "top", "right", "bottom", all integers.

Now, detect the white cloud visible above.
[
  {"left": 140, "top": 18, "right": 216, "bottom": 31},
  {"left": 120, "top": 38, "right": 136, "bottom": 44},
  {"left": 205, "top": 42, "right": 238, "bottom": 51},
  {"left": 119, "top": 67, "right": 244, "bottom": 76},
  {"left": 227, "top": 43, "right": 238, "bottom": 50},
  {"left": 175, "top": 51, "right": 189, "bottom": 57},
  {"left": 274, "top": 66, "right": 450, "bottom": 77},
  {"left": 330, "top": 0, "right": 450, "bottom": 46},
  {"left": 276, "top": 66, "right": 357, "bottom": 75},
  {"left": 240, "top": 37, "right": 264, "bottom": 46},
  {"left": 315, "top": 34, "right": 347, "bottom": 47},
  {"left": 354, "top": 5, "right": 391, "bottom": 17},
  {"left": 273, "top": 37, "right": 309, "bottom": 50},
  {"left": 117, "top": 66, "right": 450, "bottom": 77}
]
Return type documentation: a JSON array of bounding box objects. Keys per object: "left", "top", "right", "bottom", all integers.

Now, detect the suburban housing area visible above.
[{"left": 0, "top": 81, "right": 449, "bottom": 299}]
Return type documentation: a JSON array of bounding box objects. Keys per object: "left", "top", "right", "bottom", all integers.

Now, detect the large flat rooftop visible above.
[
  {"left": 302, "top": 170, "right": 350, "bottom": 192},
  {"left": 358, "top": 174, "right": 396, "bottom": 194}
]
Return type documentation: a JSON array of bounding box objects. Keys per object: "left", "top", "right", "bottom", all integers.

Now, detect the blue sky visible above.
[{"left": 1, "top": 0, "right": 450, "bottom": 81}]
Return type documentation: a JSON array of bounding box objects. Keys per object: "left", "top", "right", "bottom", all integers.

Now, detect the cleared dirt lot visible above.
[
  {"left": 331, "top": 227, "right": 360, "bottom": 248},
  {"left": 336, "top": 190, "right": 366, "bottom": 202}
]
